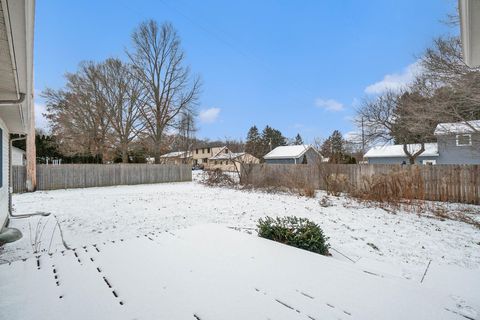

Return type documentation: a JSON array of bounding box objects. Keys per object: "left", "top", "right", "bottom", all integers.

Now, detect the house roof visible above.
[
  {"left": 159, "top": 151, "right": 192, "bottom": 158},
  {"left": 263, "top": 145, "right": 314, "bottom": 160},
  {"left": 364, "top": 143, "right": 439, "bottom": 158},
  {"left": 434, "top": 120, "right": 480, "bottom": 136},
  {"left": 210, "top": 152, "right": 245, "bottom": 160}
]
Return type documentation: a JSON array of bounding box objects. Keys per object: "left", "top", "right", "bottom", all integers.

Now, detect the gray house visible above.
[
  {"left": 264, "top": 145, "right": 321, "bottom": 164},
  {"left": 364, "top": 120, "right": 480, "bottom": 165},
  {"left": 434, "top": 120, "right": 480, "bottom": 164}
]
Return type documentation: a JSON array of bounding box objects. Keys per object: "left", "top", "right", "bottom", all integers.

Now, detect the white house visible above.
[
  {"left": 0, "top": 0, "right": 35, "bottom": 243},
  {"left": 263, "top": 145, "right": 322, "bottom": 164}
]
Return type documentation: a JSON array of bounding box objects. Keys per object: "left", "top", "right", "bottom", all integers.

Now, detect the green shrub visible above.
[{"left": 257, "top": 216, "right": 330, "bottom": 255}]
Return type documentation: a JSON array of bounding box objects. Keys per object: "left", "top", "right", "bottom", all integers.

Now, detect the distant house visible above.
[
  {"left": 364, "top": 120, "right": 480, "bottom": 165},
  {"left": 11, "top": 147, "right": 26, "bottom": 166},
  {"left": 207, "top": 146, "right": 259, "bottom": 171},
  {"left": 159, "top": 151, "right": 192, "bottom": 165},
  {"left": 263, "top": 145, "right": 321, "bottom": 164},
  {"left": 192, "top": 146, "right": 224, "bottom": 166}
]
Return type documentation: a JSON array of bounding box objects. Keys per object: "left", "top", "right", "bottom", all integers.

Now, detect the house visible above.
[
  {"left": 434, "top": 120, "right": 480, "bottom": 164},
  {"left": 159, "top": 151, "right": 192, "bottom": 165},
  {"left": 364, "top": 120, "right": 480, "bottom": 165},
  {"left": 207, "top": 146, "right": 259, "bottom": 172},
  {"left": 263, "top": 145, "right": 321, "bottom": 164},
  {"left": 11, "top": 147, "right": 26, "bottom": 166},
  {"left": 364, "top": 143, "right": 439, "bottom": 165},
  {"left": 0, "top": 0, "right": 35, "bottom": 243},
  {"left": 192, "top": 146, "right": 223, "bottom": 166}
]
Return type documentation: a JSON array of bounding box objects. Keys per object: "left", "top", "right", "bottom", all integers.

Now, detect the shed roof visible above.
[
  {"left": 364, "top": 143, "right": 438, "bottom": 158},
  {"left": 263, "top": 145, "right": 314, "bottom": 160}
]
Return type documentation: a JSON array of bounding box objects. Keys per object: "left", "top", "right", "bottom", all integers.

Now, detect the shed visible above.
[
  {"left": 263, "top": 145, "right": 321, "bottom": 164},
  {"left": 364, "top": 143, "right": 439, "bottom": 165}
]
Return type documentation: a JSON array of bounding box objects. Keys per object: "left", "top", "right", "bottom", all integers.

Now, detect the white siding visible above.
[
  {"left": 11, "top": 147, "right": 25, "bottom": 165},
  {"left": 0, "top": 117, "right": 9, "bottom": 229}
]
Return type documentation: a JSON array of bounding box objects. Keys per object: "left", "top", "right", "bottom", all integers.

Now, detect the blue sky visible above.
[{"left": 34, "top": 0, "right": 457, "bottom": 142}]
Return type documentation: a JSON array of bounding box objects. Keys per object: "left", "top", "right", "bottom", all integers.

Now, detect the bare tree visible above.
[
  {"left": 356, "top": 90, "right": 434, "bottom": 164},
  {"left": 98, "top": 58, "right": 145, "bottom": 163},
  {"left": 176, "top": 111, "right": 197, "bottom": 163},
  {"left": 356, "top": 90, "right": 398, "bottom": 144},
  {"left": 127, "top": 20, "right": 201, "bottom": 164},
  {"left": 43, "top": 62, "right": 111, "bottom": 163},
  {"left": 420, "top": 37, "right": 480, "bottom": 131}
]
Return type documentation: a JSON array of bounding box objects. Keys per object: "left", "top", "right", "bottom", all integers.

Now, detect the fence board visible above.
[
  {"left": 241, "top": 164, "right": 480, "bottom": 205},
  {"left": 12, "top": 164, "right": 191, "bottom": 192}
]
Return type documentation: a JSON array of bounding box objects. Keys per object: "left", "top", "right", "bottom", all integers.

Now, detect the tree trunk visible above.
[
  {"left": 403, "top": 143, "right": 425, "bottom": 165},
  {"left": 121, "top": 146, "right": 129, "bottom": 163}
]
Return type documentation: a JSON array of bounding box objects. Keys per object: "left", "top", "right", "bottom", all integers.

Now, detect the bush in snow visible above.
[
  {"left": 202, "top": 168, "right": 235, "bottom": 187},
  {"left": 257, "top": 216, "right": 330, "bottom": 256}
]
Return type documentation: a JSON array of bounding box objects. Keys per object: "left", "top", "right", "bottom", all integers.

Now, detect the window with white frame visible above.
[
  {"left": 422, "top": 159, "right": 436, "bottom": 165},
  {"left": 456, "top": 134, "right": 472, "bottom": 146}
]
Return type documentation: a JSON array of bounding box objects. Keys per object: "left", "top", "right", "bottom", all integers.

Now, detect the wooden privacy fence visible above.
[
  {"left": 241, "top": 164, "right": 480, "bottom": 205},
  {"left": 12, "top": 164, "right": 192, "bottom": 193}
]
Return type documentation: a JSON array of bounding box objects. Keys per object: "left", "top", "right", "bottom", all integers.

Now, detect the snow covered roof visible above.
[
  {"left": 210, "top": 152, "right": 245, "bottom": 160},
  {"left": 0, "top": 224, "right": 469, "bottom": 319},
  {"left": 434, "top": 120, "right": 480, "bottom": 135},
  {"left": 364, "top": 143, "right": 439, "bottom": 158},
  {"left": 159, "top": 151, "right": 192, "bottom": 158},
  {"left": 263, "top": 145, "right": 314, "bottom": 159}
]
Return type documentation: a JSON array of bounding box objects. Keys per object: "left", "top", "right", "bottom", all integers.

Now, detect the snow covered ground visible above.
[
  {"left": 1, "top": 224, "right": 476, "bottom": 320},
  {"left": 1, "top": 172, "right": 479, "bottom": 318}
]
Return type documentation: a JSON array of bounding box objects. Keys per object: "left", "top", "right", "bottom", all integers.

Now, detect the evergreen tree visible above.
[
  {"left": 261, "top": 126, "right": 286, "bottom": 154},
  {"left": 245, "top": 125, "right": 263, "bottom": 159},
  {"left": 321, "top": 130, "right": 345, "bottom": 163},
  {"left": 294, "top": 133, "right": 303, "bottom": 145}
]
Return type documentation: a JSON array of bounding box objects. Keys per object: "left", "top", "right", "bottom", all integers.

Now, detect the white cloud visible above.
[
  {"left": 199, "top": 107, "right": 221, "bottom": 124},
  {"left": 314, "top": 98, "right": 344, "bottom": 112},
  {"left": 365, "top": 61, "right": 423, "bottom": 95},
  {"left": 35, "top": 103, "right": 50, "bottom": 132}
]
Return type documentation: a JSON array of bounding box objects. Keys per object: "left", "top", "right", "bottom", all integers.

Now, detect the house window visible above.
[
  {"left": 215, "top": 160, "right": 218, "bottom": 165},
  {"left": 196, "top": 149, "right": 198, "bottom": 154},
  {"left": 207, "top": 148, "right": 210, "bottom": 153},
  {"left": 456, "top": 134, "right": 472, "bottom": 146}
]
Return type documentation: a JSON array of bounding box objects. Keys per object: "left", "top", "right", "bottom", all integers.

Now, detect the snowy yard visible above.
[{"left": 1, "top": 172, "right": 479, "bottom": 319}]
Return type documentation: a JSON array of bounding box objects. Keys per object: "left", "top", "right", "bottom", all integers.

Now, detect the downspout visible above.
[{"left": 8, "top": 136, "right": 50, "bottom": 219}]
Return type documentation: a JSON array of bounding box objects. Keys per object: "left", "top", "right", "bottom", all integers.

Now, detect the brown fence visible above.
[
  {"left": 241, "top": 164, "right": 480, "bottom": 204},
  {"left": 12, "top": 164, "right": 192, "bottom": 193}
]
